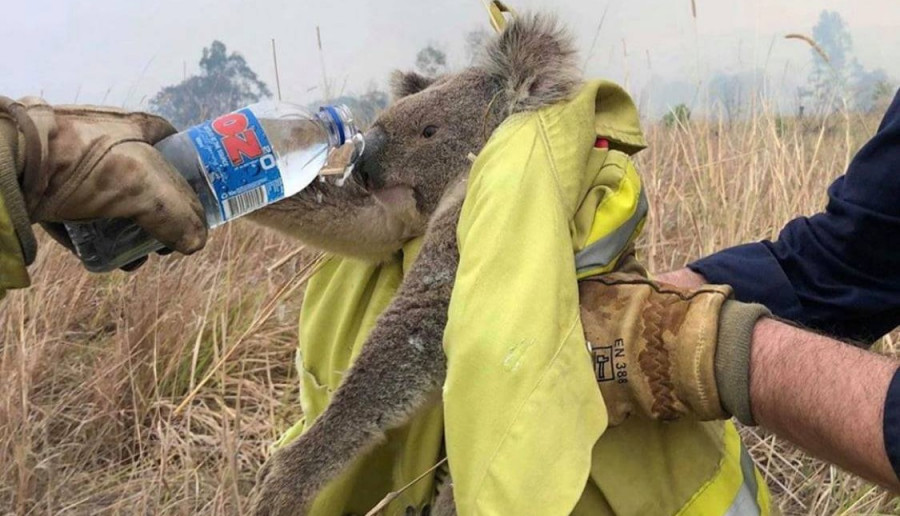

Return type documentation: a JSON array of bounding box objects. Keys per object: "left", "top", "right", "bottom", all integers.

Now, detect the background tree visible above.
[
  {"left": 804, "top": 10, "right": 893, "bottom": 114},
  {"left": 870, "top": 77, "right": 898, "bottom": 113},
  {"left": 150, "top": 41, "right": 271, "bottom": 128},
  {"left": 663, "top": 103, "right": 691, "bottom": 128},
  {"left": 414, "top": 44, "right": 448, "bottom": 78},
  {"left": 708, "top": 72, "right": 745, "bottom": 121},
  {"left": 855, "top": 68, "right": 894, "bottom": 113},
  {"left": 807, "top": 10, "right": 857, "bottom": 113},
  {"left": 708, "top": 71, "right": 769, "bottom": 121},
  {"left": 464, "top": 29, "right": 490, "bottom": 65}
]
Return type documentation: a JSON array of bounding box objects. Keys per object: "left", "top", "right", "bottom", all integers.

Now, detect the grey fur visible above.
[
  {"left": 249, "top": 13, "right": 579, "bottom": 516},
  {"left": 390, "top": 70, "right": 437, "bottom": 100},
  {"left": 483, "top": 15, "right": 579, "bottom": 115},
  {"left": 432, "top": 481, "right": 458, "bottom": 516}
]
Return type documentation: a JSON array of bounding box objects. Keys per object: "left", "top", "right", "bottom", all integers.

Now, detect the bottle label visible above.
[{"left": 187, "top": 108, "right": 284, "bottom": 221}]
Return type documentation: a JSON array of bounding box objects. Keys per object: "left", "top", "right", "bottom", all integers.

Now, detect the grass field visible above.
[{"left": 1, "top": 108, "right": 898, "bottom": 515}]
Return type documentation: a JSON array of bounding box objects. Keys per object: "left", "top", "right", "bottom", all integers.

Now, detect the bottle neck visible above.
[{"left": 317, "top": 105, "right": 359, "bottom": 148}]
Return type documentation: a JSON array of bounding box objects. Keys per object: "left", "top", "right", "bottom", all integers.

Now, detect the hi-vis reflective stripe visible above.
[
  {"left": 574, "top": 189, "right": 647, "bottom": 277},
  {"left": 724, "top": 445, "right": 762, "bottom": 516},
  {"left": 677, "top": 422, "right": 771, "bottom": 516}
]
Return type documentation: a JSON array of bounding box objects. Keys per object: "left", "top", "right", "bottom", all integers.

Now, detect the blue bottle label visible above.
[{"left": 187, "top": 108, "right": 284, "bottom": 221}]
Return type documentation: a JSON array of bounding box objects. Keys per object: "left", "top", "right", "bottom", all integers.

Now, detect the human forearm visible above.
[
  {"left": 659, "top": 267, "right": 900, "bottom": 490},
  {"left": 750, "top": 317, "right": 899, "bottom": 491}
]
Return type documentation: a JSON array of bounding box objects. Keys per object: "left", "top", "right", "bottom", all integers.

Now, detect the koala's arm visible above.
[
  {"left": 252, "top": 184, "right": 464, "bottom": 516},
  {"left": 248, "top": 180, "right": 426, "bottom": 260}
]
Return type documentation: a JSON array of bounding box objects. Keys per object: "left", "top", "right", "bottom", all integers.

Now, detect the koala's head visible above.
[
  {"left": 353, "top": 13, "right": 579, "bottom": 222},
  {"left": 251, "top": 14, "right": 580, "bottom": 259}
]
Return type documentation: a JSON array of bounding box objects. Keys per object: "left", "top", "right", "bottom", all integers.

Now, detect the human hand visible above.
[
  {"left": 579, "top": 272, "right": 769, "bottom": 426},
  {"left": 0, "top": 96, "right": 207, "bottom": 259}
]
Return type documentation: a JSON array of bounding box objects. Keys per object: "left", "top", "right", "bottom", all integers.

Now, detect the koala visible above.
[{"left": 248, "top": 14, "right": 579, "bottom": 516}]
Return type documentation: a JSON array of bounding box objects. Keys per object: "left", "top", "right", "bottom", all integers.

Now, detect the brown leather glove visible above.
[
  {"left": 0, "top": 96, "right": 207, "bottom": 260},
  {"left": 579, "top": 272, "right": 771, "bottom": 426}
]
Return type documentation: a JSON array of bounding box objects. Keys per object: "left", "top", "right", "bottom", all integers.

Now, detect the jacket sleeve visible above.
[
  {"left": 689, "top": 89, "right": 900, "bottom": 344},
  {"left": 0, "top": 119, "right": 31, "bottom": 299},
  {"left": 0, "top": 189, "right": 31, "bottom": 299}
]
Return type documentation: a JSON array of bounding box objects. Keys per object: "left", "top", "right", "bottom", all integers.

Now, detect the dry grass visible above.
[
  {"left": 1, "top": 107, "right": 898, "bottom": 515},
  {"left": 1, "top": 226, "right": 309, "bottom": 515}
]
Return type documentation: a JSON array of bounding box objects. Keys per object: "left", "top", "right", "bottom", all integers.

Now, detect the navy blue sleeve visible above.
[
  {"left": 689, "top": 89, "right": 900, "bottom": 344},
  {"left": 885, "top": 368, "right": 900, "bottom": 482}
]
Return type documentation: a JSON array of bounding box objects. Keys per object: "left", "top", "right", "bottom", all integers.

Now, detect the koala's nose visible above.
[{"left": 356, "top": 126, "right": 387, "bottom": 190}]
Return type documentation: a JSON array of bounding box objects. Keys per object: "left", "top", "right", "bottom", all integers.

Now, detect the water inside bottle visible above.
[{"left": 64, "top": 103, "right": 364, "bottom": 273}]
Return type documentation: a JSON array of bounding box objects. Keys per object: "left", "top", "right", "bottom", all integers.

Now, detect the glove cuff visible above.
[
  {"left": 0, "top": 114, "right": 37, "bottom": 264},
  {"left": 715, "top": 301, "right": 771, "bottom": 426},
  {"left": 0, "top": 96, "right": 50, "bottom": 217}
]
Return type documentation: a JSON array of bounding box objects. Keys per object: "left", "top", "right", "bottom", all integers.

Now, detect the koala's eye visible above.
[{"left": 422, "top": 125, "right": 438, "bottom": 138}]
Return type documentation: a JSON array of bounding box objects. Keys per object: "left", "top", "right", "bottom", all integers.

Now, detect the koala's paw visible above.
[{"left": 250, "top": 451, "right": 316, "bottom": 516}]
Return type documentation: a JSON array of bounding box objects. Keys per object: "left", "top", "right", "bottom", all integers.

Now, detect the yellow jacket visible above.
[
  {"left": 0, "top": 121, "right": 31, "bottom": 299},
  {"left": 279, "top": 80, "right": 771, "bottom": 515}
]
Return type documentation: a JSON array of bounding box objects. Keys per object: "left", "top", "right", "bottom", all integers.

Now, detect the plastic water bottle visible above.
[{"left": 64, "top": 102, "right": 364, "bottom": 272}]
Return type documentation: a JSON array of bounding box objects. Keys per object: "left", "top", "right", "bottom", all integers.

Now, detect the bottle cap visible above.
[
  {"left": 318, "top": 104, "right": 365, "bottom": 182},
  {"left": 319, "top": 105, "right": 359, "bottom": 146}
]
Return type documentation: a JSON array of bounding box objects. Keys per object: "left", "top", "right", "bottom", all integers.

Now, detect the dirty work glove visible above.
[
  {"left": 579, "top": 272, "right": 771, "bottom": 426},
  {"left": 0, "top": 96, "right": 207, "bottom": 264}
]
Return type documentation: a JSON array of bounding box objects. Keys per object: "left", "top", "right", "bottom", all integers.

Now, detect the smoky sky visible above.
[{"left": 3, "top": 0, "right": 897, "bottom": 115}]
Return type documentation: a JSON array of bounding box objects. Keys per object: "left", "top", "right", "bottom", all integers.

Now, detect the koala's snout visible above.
[{"left": 355, "top": 126, "right": 387, "bottom": 190}]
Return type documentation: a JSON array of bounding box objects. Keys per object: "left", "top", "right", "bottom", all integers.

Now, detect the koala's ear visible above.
[
  {"left": 390, "top": 70, "right": 436, "bottom": 100},
  {"left": 481, "top": 14, "right": 579, "bottom": 115}
]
